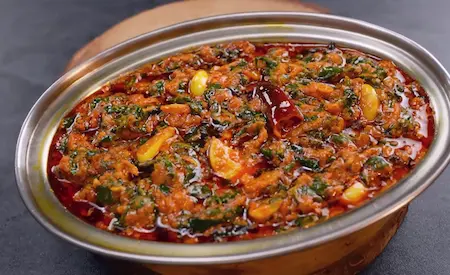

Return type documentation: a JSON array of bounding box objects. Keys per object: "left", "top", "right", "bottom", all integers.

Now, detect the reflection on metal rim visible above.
[{"left": 15, "top": 12, "right": 450, "bottom": 264}]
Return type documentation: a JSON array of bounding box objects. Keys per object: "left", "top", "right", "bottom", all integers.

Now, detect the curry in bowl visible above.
[{"left": 48, "top": 41, "right": 434, "bottom": 243}]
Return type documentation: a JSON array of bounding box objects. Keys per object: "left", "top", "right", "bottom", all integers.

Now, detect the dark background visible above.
[{"left": 1, "top": 0, "right": 449, "bottom": 274}]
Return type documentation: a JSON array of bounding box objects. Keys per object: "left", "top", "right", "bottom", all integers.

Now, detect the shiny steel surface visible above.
[{"left": 15, "top": 12, "right": 450, "bottom": 264}]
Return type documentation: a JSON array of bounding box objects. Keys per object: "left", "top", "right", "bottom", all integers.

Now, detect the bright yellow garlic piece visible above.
[
  {"left": 340, "top": 182, "right": 368, "bottom": 205},
  {"left": 137, "top": 127, "right": 176, "bottom": 163},
  {"left": 209, "top": 137, "right": 243, "bottom": 179},
  {"left": 189, "top": 70, "right": 209, "bottom": 96},
  {"left": 249, "top": 200, "right": 282, "bottom": 222},
  {"left": 360, "top": 84, "right": 380, "bottom": 120}
]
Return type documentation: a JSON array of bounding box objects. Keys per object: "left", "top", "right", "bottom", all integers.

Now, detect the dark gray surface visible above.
[{"left": 1, "top": 0, "right": 449, "bottom": 274}]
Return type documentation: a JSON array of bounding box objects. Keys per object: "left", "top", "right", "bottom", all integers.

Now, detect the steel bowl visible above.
[{"left": 15, "top": 12, "right": 450, "bottom": 274}]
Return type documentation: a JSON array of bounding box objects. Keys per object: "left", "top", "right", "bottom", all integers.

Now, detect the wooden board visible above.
[
  {"left": 146, "top": 207, "right": 408, "bottom": 275},
  {"left": 93, "top": 207, "right": 407, "bottom": 275},
  {"left": 65, "top": 0, "right": 326, "bottom": 71},
  {"left": 65, "top": 2, "right": 407, "bottom": 273}
]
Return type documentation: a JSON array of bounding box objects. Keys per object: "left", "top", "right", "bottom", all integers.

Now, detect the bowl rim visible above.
[{"left": 15, "top": 11, "right": 450, "bottom": 265}]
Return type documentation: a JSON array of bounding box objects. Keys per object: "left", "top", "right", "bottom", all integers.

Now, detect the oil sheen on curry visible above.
[{"left": 48, "top": 41, "right": 434, "bottom": 243}]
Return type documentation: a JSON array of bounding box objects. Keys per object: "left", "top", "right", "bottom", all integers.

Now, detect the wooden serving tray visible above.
[
  {"left": 65, "top": 1, "right": 407, "bottom": 274},
  {"left": 66, "top": 0, "right": 326, "bottom": 70},
  {"left": 93, "top": 207, "right": 407, "bottom": 274}
]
